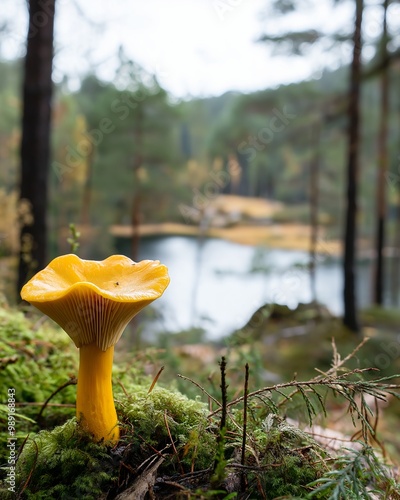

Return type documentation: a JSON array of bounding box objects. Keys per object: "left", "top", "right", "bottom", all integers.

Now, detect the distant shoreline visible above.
[
  {"left": 110, "top": 194, "right": 343, "bottom": 255},
  {"left": 110, "top": 222, "right": 342, "bottom": 256}
]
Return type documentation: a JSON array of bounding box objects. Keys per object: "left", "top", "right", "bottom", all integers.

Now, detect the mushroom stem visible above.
[{"left": 76, "top": 343, "right": 119, "bottom": 444}]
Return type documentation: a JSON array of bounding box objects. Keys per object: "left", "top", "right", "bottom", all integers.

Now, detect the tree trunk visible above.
[
  {"left": 390, "top": 88, "right": 400, "bottom": 306},
  {"left": 131, "top": 107, "right": 143, "bottom": 261},
  {"left": 80, "top": 148, "right": 94, "bottom": 227},
  {"left": 17, "top": 0, "right": 55, "bottom": 294},
  {"left": 373, "top": 0, "right": 389, "bottom": 305},
  {"left": 309, "top": 122, "right": 320, "bottom": 303},
  {"left": 343, "top": 0, "right": 363, "bottom": 333},
  {"left": 131, "top": 190, "right": 141, "bottom": 261}
]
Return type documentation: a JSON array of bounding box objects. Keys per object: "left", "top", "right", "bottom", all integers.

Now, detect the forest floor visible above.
[
  {"left": 138, "top": 301, "right": 400, "bottom": 464},
  {"left": 2, "top": 302, "right": 400, "bottom": 499}
]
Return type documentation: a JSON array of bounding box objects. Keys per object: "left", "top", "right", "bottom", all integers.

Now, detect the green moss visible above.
[
  {"left": 11, "top": 386, "right": 215, "bottom": 499},
  {"left": 233, "top": 414, "right": 328, "bottom": 499},
  {"left": 16, "top": 419, "right": 117, "bottom": 499},
  {"left": 13, "top": 396, "right": 329, "bottom": 499},
  {"left": 0, "top": 307, "right": 78, "bottom": 404},
  {"left": 118, "top": 385, "right": 215, "bottom": 471},
  {"left": 0, "top": 307, "right": 78, "bottom": 466}
]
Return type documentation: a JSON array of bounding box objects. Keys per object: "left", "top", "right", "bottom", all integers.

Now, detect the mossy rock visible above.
[{"left": 231, "top": 301, "right": 333, "bottom": 345}]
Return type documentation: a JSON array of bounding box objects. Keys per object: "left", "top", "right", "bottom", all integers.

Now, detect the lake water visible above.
[{"left": 121, "top": 236, "right": 397, "bottom": 339}]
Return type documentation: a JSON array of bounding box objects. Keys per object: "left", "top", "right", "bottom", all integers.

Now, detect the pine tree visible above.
[{"left": 17, "top": 0, "right": 55, "bottom": 293}]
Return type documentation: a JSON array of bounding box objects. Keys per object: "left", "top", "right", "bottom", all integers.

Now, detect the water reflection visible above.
[
  {"left": 128, "top": 236, "right": 393, "bottom": 338},
  {"left": 135, "top": 236, "right": 323, "bottom": 337}
]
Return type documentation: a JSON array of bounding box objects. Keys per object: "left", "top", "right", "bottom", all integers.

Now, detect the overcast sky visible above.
[{"left": 0, "top": 0, "right": 395, "bottom": 98}]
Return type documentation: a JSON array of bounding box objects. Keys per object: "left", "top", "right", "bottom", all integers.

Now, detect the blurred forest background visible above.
[
  {"left": 0, "top": 0, "right": 400, "bottom": 337},
  {"left": 5, "top": 2, "right": 400, "bottom": 494}
]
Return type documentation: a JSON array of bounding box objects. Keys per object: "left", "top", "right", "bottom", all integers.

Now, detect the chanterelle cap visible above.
[{"left": 21, "top": 254, "right": 170, "bottom": 350}]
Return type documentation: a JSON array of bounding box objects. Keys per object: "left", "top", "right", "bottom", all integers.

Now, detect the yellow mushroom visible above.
[{"left": 21, "top": 254, "right": 170, "bottom": 444}]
